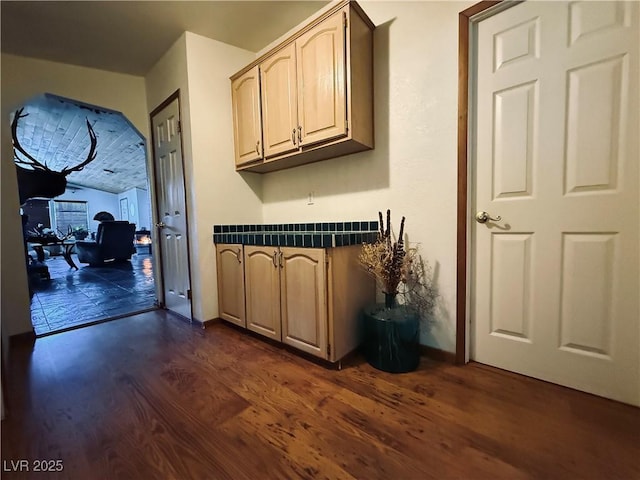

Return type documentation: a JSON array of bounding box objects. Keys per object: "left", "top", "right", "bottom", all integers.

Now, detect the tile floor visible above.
[{"left": 30, "top": 252, "right": 156, "bottom": 335}]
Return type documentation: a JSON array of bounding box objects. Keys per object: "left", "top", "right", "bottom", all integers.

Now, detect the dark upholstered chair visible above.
[{"left": 75, "top": 221, "right": 136, "bottom": 266}]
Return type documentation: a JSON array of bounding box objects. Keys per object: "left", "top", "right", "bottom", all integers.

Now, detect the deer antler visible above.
[
  {"left": 60, "top": 119, "right": 98, "bottom": 175},
  {"left": 12, "top": 107, "right": 98, "bottom": 176},
  {"left": 11, "top": 108, "right": 49, "bottom": 171}
]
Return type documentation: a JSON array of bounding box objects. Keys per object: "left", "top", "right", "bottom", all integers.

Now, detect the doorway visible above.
[
  {"left": 459, "top": 1, "right": 639, "bottom": 405},
  {"left": 13, "top": 94, "right": 158, "bottom": 335},
  {"left": 150, "top": 91, "right": 192, "bottom": 320}
]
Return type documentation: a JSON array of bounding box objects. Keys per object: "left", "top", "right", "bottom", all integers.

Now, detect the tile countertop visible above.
[{"left": 213, "top": 221, "right": 380, "bottom": 248}]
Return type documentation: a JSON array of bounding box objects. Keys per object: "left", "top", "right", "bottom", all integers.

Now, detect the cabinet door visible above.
[
  {"left": 244, "top": 246, "right": 282, "bottom": 341},
  {"left": 216, "top": 244, "right": 246, "bottom": 327},
  {"left": 280, "top": 248, "right": 328, "bottom": 359},
  {"left": 231, "top": 66, "right": 262, "bottom": 166},
  {"left": 296, "top": 10, "right": 347, "bottom": 147},
  {"left": 260, "top": 44, "right": 299, "bottom": 158}
]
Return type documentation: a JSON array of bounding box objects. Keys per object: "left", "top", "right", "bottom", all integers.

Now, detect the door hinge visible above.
[
  {"left": 187, "top": 289, "right": 192, "bottom": 300},
  {"left": 177, "top": 120, "right": 182, "bottom": 133}
]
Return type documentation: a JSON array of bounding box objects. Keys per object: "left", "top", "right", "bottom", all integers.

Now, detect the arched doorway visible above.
[{"left": 15, "top": 93, "right": 158, "bottom": 335}]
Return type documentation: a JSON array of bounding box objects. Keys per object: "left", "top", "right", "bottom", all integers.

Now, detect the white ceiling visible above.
[
  {"left": 1, "top": 1, "right": 329, "bottom": 76},
  {"left": 13, "top": 94, "right": 148, "bottom": 194},
  {"left": 2, "top": 1, "right": 329, "bottom": 194}
]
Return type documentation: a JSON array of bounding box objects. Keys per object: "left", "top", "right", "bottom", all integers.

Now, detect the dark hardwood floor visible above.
[{"left": 2, "top": 310, "right": 639, "bottom": 479}]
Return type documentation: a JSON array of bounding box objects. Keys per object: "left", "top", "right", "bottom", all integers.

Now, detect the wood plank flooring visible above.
[{"left": 2, "top": 310, "right": 639, "bottom": 479}]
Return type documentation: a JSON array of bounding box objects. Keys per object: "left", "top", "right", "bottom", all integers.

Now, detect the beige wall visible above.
[
  {"left": 146, "top": 33, "right": 262, "bottom": 322},
  {"left": 259, "top": 1, "right": 472, "bottom": 352},
  {"left": 184, "top": 32, "right": 263, "bottom": 321},
  {"left": 0, "top": 54, "right": 149, "bottom": 337}
]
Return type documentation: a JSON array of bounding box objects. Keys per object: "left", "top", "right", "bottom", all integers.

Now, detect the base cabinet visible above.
[
  {"left": 215, "top": 244, "right": 246, "bottom": 327},
  {"left": 240, "top": 244, "right": 374, "bottom": 362},
  {"left": 244, "top": 246, "right": 282, "bottom": 340},
  {"left": 280, "top": 248, "right": 327, "bottom": 358}
]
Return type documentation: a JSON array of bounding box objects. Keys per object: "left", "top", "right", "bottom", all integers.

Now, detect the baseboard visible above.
[
  {"left": 420, "top": 344, "right": 456, "bottom": 364},
  {"left": 193, "top": 318, "right": 221, "bottom": 329},
  {"left": 165, "top": 310, "right": 193, "bottom": 325},
  {"left": 208, "top": 319, "right": 456, "bottom": 366},
  {"left": 9, "top": 330, "right": 36, "bottom": 348}
]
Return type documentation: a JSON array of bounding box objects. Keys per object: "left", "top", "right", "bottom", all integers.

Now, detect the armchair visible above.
[{"left": 75, "top": 221, "right": 136, "bottom": 266}]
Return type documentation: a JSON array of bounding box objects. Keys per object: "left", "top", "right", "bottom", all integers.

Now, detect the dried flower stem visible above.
[
  {"left": 359, "top": 210, "right": 407, "bottom": 295},
  {"left": 359, "top": 210, "right": 438, "bottom": 318}
]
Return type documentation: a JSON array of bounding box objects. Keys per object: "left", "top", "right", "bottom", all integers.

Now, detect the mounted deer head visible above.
[{"left": 12, "top": 107, "right": 98, "bottom": 205}]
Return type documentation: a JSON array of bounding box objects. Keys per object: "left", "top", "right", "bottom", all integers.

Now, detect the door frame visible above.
[
  {"left": 149, "top": 89, "right": 193, "bottom": 319},
  {"left": 456, "top": 1, "right": 517, "bottom": 364}
]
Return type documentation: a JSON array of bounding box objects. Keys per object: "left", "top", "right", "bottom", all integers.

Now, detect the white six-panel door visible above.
[
  {"left": 472, "top": 1, "right": 639, "bottom": 405},
  {"left": 152, "top": 97, "right": 192, "bottom": 319}
]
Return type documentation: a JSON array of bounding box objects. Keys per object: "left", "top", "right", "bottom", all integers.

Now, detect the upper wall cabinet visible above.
[
  {"left": 230, "top": 0, "right": 374, "bottom": 173},
  {"left": 231, "top": 66, "right": 262, "bottom": 167},
  {"left": 295, "top": 11, "right": 346, "bottom": 148},
  {"left": 261, "top": 44, "right": 298, "bottom": 158}
]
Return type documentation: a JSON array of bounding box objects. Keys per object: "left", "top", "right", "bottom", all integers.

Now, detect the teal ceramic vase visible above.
[{"left": 363, "top": 293, "right": 420, "bottom": 373}]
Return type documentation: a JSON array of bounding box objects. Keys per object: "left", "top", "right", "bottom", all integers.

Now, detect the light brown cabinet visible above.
[
  {"left": 215, "top": 244, "right": 246, "bottom": 327},
  {"left": 230, "top": 0, "right": 374, "bottom": 173},
  {"left": 241, "top": 245, "right": 374, "bottom": 362},
  {"left": 231, "top": 66, "right": 262, "bottom": 167},
  {"left": 260, "top": 44, "right": 298, "bottom": 158},
  {"left": 244, "top": 245, "right": 282, "bottom": 340},
  {"left": 261, "top": 11, "right": 346, "bottom": 159},
  {"left": 244, "top": 246, "right": 326, "bottom": 355},
  {"left": 280, "top": 248, "right": 328, "bottom": 357},
  {"left": 295, "top": 11, "right": 347, "bottom": 148}
]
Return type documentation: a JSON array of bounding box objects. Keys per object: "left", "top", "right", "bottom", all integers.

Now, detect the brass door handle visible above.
[{"left": 475, "top": 211, "right": 502, "bottom": 224}]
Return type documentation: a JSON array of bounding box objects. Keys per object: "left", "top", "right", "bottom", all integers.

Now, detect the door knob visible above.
[
  {"left": 475, "top": 211, "right": 501, "bottom": 224},
  {"left": 155, "top": 222, "right": 166, "bottom": 228}
]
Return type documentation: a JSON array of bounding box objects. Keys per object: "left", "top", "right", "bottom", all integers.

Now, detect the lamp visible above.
[{"left": 93, "top": 211, "right": 115, "bottom": 222}]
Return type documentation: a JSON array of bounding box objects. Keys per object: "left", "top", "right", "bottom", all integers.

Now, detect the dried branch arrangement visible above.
[
  {"left": 359, "top": 210, "right": 438, "bottom": 316},
  {"left": 358, "top": 209, "right": 408, "bottom": 295}
]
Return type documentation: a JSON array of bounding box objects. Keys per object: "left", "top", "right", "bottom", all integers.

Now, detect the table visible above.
[{"left": 31, "top": 240, "right": 78, "bottom": 270}]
